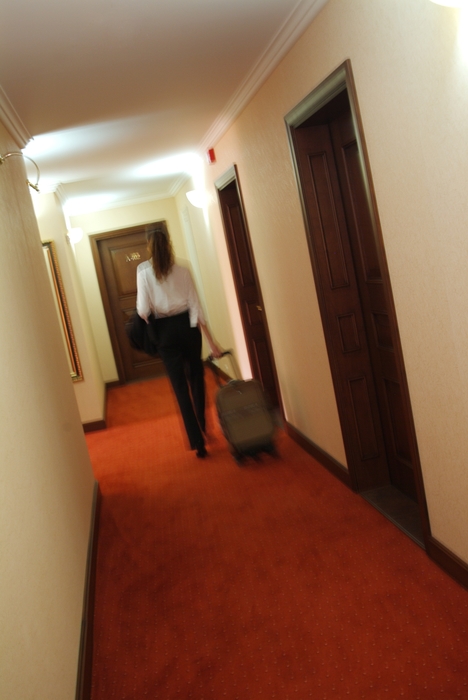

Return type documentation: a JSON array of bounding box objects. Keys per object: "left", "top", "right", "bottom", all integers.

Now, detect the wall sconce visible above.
[
  {"left": 66, "top": 228, "right": 84, "bottom": 245},
  {"left": 186, "top": 190, "right": 211, "bottom": 208}
]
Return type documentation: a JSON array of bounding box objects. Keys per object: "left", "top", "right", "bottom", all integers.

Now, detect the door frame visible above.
[
  {"left": 90, "top": 221, "right": 165, "bottom": 383},
  {"left": 215, "top": 164, "right": 283, "bottom": 413},
  {"left": 285, "top": 60, "right": 430, "bottom": 541}
]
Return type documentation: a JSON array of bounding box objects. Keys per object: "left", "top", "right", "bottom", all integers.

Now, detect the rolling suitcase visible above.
[{"left": 208, "top": 351, "right": 277, "bottom": 463}]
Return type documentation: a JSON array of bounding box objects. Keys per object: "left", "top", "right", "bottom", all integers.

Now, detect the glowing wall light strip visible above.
[{"left": 429, "top": 0, "right": 468, "bottom": 6}]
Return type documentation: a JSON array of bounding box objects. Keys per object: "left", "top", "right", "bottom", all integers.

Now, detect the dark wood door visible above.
[
  {"left": 91, "top": 225, "right": 166, "bottom": 382},
  {"left": 216, "top": 167, "right": 281, "bottom": 409},
  {"left": 292, "top": 97, "right": 417, "bottom": 499},
  {"left": 330, "top": 110, "right": 416, "bottom": 499}
]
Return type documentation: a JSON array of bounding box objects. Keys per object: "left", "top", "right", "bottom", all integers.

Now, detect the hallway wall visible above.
[
  {"left": 205, "top": 0, "right": 468, "bottom": 563},
  {"left": 33, "top": 192, "right": 106, "bottom": 425},
  {"left": 174, "top": 181, "right": 240, "bottom": 370},
  {"left": 0, "top": 123, "right": 96, "bottom": 699}
]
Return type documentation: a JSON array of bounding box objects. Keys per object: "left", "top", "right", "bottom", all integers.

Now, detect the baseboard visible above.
[
  {"left": 83, "top": 419, "right": 106, "bottom": 433},
  {"left": 426, "top": 536, "right": 468, "bottom": 591},
  {"left": 105, "top": 380, "right": 121, "bottom": 389},
  {"left": 75, "top": 481, "right": 101, "bottom": 700},
  {"left": 285, "top": 421, "right": 352, "bottom": 489}
]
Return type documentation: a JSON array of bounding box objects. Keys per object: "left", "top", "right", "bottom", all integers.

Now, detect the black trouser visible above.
[{"left": 155, "top": 312, "right": 205, "bottom": 450}]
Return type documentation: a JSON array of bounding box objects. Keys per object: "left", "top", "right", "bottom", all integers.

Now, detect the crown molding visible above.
[
  {"left": 55, "top": 184, "right": 67, "bottom": 204},
  {"left": 0, "top": 84, "right": 32, "bottom": 149},
  {"left": 169, "top": 172, "right": 191, "bottom": 197},
  {"left": 200, "top": 0, "right": 329, "bottom": 151},
  {"left": 53, "top": 173, "right": 190, "bottom": 216}
]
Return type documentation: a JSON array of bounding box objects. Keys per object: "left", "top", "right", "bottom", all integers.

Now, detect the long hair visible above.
[{"left": 145, "top": 223, "right": 175, "bottom": 281}]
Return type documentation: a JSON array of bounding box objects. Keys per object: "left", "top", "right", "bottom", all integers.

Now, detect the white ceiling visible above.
[{"left": 0, "top": 0, "right": 327, "bottom": 214}]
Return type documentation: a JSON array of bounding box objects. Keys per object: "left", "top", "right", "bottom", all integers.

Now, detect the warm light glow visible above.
[
  {"left": 66, "top": 228, "right": 83, "bottom": 245},
  {"left": 459, "top": 4, "right": 468, "bottom": 59},
  {"left": 31, "top": 177, "right": 58, "bottom": 194},
  {"left": 186, "top": 190, "right": 210, "bottom": 208},
  {"left": 134, "top": 152, "right": 202, "bottom": 179},
  {"left": 63, "top": 194, "right": 117, "bottom": 216},
  {"left": 429, "top": 0, "right": 468, "bottom": 6},
  {"left": 23, "top": 133, "right": 63, "bottom": 158}
]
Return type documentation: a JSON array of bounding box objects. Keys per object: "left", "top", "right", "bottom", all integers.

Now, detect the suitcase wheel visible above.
[
  {"left": 265, "top": 443, "right": 278, "bottom": 458},
  {"left": 233, "top": 452, "right": 244, "bottom": 466},
  {"left": 232, "top": 443, "right": 277, "bottom": 465}
]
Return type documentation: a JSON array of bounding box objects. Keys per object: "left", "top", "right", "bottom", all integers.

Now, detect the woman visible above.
[{"left": 136, "top": 223, "right": 222, "bottom": 458}]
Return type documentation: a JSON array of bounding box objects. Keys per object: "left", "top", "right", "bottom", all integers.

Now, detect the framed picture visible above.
[{"left": 42, "top": 240, "right": 83, "bottom": 382}]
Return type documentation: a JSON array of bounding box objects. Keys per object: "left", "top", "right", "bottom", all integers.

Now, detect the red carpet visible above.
[{"left": 86, "top": 374, "right": 468, "bottom": 699}]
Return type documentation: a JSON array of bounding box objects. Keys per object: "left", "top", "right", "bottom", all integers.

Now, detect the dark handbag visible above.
[{"left": 125, "top": 311, "right": 159, "bottom": 357}]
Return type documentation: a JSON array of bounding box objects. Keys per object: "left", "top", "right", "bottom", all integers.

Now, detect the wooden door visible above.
[
  {"left": 330, "top": 109, "right": 416, "bottom": 499},
  {"left": 91, "top": 225, "right": 166, "bottom": 382},
  {"left": 293, "top": 119, "right": 390, "bottom": 492},
  {"left": 216, "top": 166, "right": 281, "bottom": 409},
  {"left": 291, "top": 94, "right": 417, "bottom": 499}
]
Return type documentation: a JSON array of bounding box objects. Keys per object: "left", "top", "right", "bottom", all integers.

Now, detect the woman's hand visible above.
[
  {"left": 199, "top": 321, "right": 223, "bottom": 359},
  {"left": 209, "top": 341, "right": 223, "bottom": 359}
]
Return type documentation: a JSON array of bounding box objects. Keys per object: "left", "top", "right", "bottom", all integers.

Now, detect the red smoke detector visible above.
[{"left": 206, "top": 148, "right": 216, "bottom": 164}]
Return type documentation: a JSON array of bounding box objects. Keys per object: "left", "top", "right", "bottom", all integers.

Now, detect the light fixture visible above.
[
  {"left": 186, "top": 190, "right": 210, "bottom": 208},
  {"left": 66, "top": 228, "right": 84, "bottom": 245}
]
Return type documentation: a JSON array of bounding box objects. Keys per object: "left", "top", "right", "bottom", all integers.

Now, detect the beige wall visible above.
[
  {"left": 33, "top": 192, "right": 106, "bottom": 424},
  {"left": 204, "top": 0, "right": 468, "bottom": 563},
  {"left": 174, "top": 180, "right": 239, "bottom": 369},
  {"left": 0, "top": 123, "right": 96, "bottom": 699}
]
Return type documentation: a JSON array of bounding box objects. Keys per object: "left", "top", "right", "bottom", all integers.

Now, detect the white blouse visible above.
[{"left": 136, "top": 261, "right": 206, "bottom": 328}]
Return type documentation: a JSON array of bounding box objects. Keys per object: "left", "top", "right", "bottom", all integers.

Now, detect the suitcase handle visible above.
[
  {"left": 206, "top": 350, "right": 240, "bottom": 384},
  {"left": 207, "top": 350, "right": 232, "bottom": 362}
]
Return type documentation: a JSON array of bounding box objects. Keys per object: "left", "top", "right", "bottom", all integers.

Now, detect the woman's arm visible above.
[
  {"left": 198, "top": 320, "right": 223, "bottom": 358},
  {"left": 184, "top": 267, "right": 222, "bottom": 357},
  {"left": 136, "top": 269, "right": 151, "bottom": 321}
]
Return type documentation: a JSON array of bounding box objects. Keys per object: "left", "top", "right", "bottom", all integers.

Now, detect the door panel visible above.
[
  {"left": 92, "top": 227, "right": 166, "bottom": 382},
  {"left": 348, "top": 375, "right": 381, "bottom": 460},
  {"left": 330, "top": 111, "right": 416, "bottom": 499},
  {"left": 308, "top": 151, "right": 351, "bottom": 290},
  {"left": 294, "top": 124, "right": 390, "bottom": 491},
  {"left": 217, "top": 170, "right": 281, "bottom": 409}
]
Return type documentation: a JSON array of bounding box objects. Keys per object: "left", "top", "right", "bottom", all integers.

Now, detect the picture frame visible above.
[{"left": 42, "top": 240, "right": 83, "bottom": 382}]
